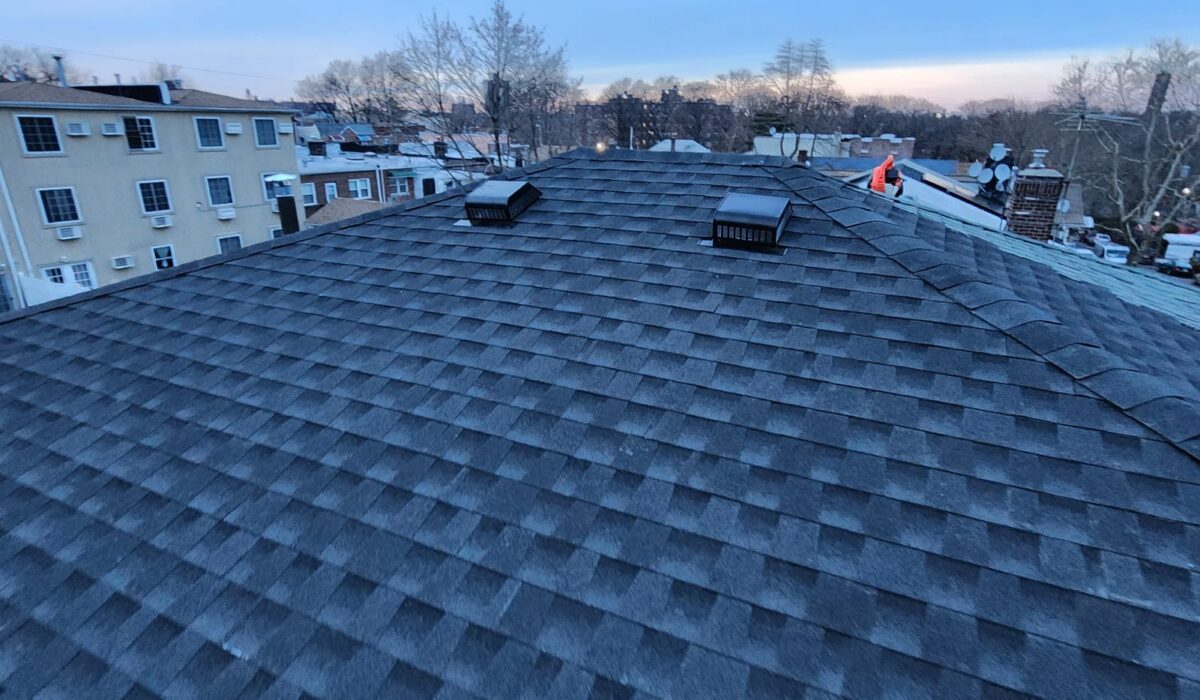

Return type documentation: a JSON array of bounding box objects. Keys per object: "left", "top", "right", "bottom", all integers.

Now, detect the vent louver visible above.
[
  {"left": 712, "top": 193, "right": 791, "bottom": 249},
  {"left": 464, "top": 180, "right": 541, "bottom": 226}
]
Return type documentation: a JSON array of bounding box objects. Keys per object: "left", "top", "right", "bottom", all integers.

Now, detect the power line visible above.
[{"left": 0, "top": 37, "right": 302, "bottom": 84}]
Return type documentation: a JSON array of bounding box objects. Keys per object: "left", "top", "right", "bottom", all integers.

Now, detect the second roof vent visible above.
[
  {"left": 465, "top": 180, "right": 541, "bottom": 226},
  {"left": 712, "top": 193, "right": 791, "bottom": 249}
]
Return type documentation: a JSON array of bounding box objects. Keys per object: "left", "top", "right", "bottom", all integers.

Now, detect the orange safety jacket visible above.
[{"left": 870, "top": 155, "right": 902, "bottom": 194}]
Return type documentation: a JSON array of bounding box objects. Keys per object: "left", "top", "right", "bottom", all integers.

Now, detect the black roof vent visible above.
[
  {"left": 712, "top": 193, "right": 791, "bottom": 249},
  {"left": 464, "top": 180, "right": 541, "bottom": 226}
]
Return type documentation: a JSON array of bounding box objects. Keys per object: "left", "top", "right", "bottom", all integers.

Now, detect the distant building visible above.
[
  {"left": 0, "top": 80, "right": 301, "bottom": 311},
  {"left": 648, "top": 138, "right": 710, "bottom": 153},
  {"left": 296, "top": 145, "right": 478, "bottom": 220},
  {"left": 752, "top": 132, "right": 917, "bottom": 161},
  {"left": 576, "top": 88, "right": 735, "bottom": 152}
]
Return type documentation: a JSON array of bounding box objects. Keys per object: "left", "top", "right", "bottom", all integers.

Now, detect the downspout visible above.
[
  {"left": 0, "top": 161, "right": 33, "bottom": 277},
  {"left": 0, "top": 198, "right": 26, "bottom": 309},
  {"left": 375, "top": 165, "right": 384, "bottom": 204}
]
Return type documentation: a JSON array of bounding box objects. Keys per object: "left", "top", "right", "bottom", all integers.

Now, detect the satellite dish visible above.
[
  {"left": 968, "top": 162, "right": 983, "bottom": 177},
  {"left": 988, "top": 144, "right": 1007, "bottom": 161},
  {"left": 995, "top": 179, "right": 1006, "bottom": 193},
  {"left": 769, "top": 127, "right": 777, "bottom": 136},
  {"left": 977, "top": 168, "right": 994, "bottom": 184},
  {"left": 1058, "top": 198, "right": 1071, "bottom": 213},
  {"left": 994, "top": 164, "right": 1012, "bottom": 181}
]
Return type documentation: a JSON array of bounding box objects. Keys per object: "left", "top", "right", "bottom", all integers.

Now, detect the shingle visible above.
[{"left": 0, "top": 150, "right": 1197, "bottom": 699}]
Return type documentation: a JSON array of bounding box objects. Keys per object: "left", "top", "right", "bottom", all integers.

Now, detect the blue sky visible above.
[{"left": 6, "top": 0, "right": 1199, "bottom": 107}]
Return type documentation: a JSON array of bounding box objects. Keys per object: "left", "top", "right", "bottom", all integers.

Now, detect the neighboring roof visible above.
[
  {"left": 344, "top": 123, "right": 375, "bottom": 137},
  {"left": 648, "top": 138, "right": 711, "bottom": 153},
  {"left": 399, "top": 140, "right": 487, "bottom": 160},
  {"left": 304, "top": 197, "right": 386, "bottom": 225},
  {"left": 812, "top": 157, "right": 958, "bottom": 177},
  {"left": 0, "top": 81, "right": 293, "bottom": 113},
  {"left": 166, "top": 88, "right": 296, "bottom": 113},
  {"left": 1, "top": 150, "right": 1199, "bottom": 698},
  {"left": 846, "top": 159, "right": 1007, "bottom": 217},
  {"left": 297, "top": 149, "right": 444, "bottom": 176}
]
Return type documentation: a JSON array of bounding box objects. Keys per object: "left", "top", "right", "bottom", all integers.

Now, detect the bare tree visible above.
[
  {"left": 1059, "top": 39, "right": 1200, "bottom": 259},
  {"left": 298, "top": 60, "right": 366, "bottom": 121},
  {"left": 0, "top": 45, "right": 89, "bottom": 84}
]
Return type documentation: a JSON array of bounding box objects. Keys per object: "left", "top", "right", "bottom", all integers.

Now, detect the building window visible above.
[
  {"left": 206, "top": 176, "right": 234, "bottom": 206},
  {"left": 389, "top": 176, "right": 409, "bottom": 197},
  {"left": 349, "top": 178, "right": 371, "bottom": 200},
  {"left": 217, "top": 234, "right": 242, "bottom": 254},
  {"left": 253, "top": 118, "right": 278, "bottom": 147},
  {"left": 270, "top": 227, "right": 284, "bottom": 239},
  {"left": 301, "top": 182, "right": 317, "bottom": 206},
  {"left": 37, "top": 187, "right": 81, "bottom": 224},
  {"left": 324, "top": 182, "right": 338, "bottom": 201},
  {"left": 195, "top": 117, "right": 223, "bottom": 149},
  {"left": 261, "top": 172, "right": 291, "bottom": 200},
  {"left": 123, "top": 116, "right": 158, "bottom": 151},
  {"left": 17, "top": 115, "right": 61, "bottom": 153},
  {"left": 42, "top": 262, "right": 94, "bottom": 289},
  {"left": 137, "top": 180, "right": 172, "bottom": 214},
  {"left": 152, "top": 245, "right": 175, "bottom": 270}
]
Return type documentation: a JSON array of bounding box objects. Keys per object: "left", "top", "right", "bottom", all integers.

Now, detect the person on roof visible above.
[{"left": 869, "top": 154, "right": 904, "bottom": 196}]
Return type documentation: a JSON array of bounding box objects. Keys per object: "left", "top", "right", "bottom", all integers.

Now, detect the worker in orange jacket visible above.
[{"left": 870, "top": 154, "right": 903, "bottom": 196}]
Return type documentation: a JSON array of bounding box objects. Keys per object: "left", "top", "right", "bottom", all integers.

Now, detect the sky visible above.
[{"left": 6, "top": 0, "right": 1199, "bottom": 109}]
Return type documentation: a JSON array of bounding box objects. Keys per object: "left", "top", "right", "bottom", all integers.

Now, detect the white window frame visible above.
[
  {"left": 151, "top": 244, "right": 175, "bottom": 270},
  {"left": 15, "top": 114, "right": 63, "bottom": 155},
  {"left": 253, "top": 118, "right": 279, "bottom": 148},
  {"left": 35, "top": 186, "right": 82, "bottom": 226},
  {"left": 270, "top": 226, "right": 284, "bottom": 239},
  {"left": 348, "top": 178, "right": 371, "bottom": 200},
  {"left": 136, "top": 179, "right": 173, "bottom": 215},
  {"left": 389, "top": 175, "right": 409, "bottom": 196},
  {"left": 123, "top": 115, "right": 159, "bottom": 152},
  {"left": 205, "top": 175, "right": 235, "bottom": 207},
  {"left": 261, "top": 172, "right": 289, "bottom": 201},
  {"left": 193, "top": 116, "right": 225, "bottom": 150},
  {"left": 324, "top": 182, "right": 338, "bottom": 201},
  {"left": 216, "top": 234, "right": 243, "bottom": 254},
  {"left": 301, "top": 182, "right": 317, "bottom": 206},
  {"left": 41, "top": 261, "right": 95, "bottom": 289}
]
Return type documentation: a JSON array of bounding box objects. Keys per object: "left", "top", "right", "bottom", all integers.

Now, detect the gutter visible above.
[{"left": 0, "top": 101, "right": 295, "bottom": 115}]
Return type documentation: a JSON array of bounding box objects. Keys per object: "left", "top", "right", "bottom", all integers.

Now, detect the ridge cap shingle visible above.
[{"left": 781, "top": 169, "right": 1200, "bottom": 459}]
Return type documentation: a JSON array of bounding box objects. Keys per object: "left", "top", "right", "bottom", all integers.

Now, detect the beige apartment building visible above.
[{"left": 0, "top": 80, "right": 302, "bottom": 311}]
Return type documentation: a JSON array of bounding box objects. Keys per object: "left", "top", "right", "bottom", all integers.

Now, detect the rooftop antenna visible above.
[{"left": 1052, "top": 99, "right": 1141, "bottom": 180}]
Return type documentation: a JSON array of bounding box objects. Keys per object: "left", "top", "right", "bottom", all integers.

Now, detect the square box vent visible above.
[
  {"left": 464, "top": 180, "right": 541, "bottom": 226},
  {"left": 711, "top": 193, "right": 791, "bottom": 249}
]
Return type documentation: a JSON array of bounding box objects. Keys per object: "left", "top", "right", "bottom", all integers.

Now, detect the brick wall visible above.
[
  {"left": 300, "top": 170, "right": 416, "bottom": 215},
  {"left": 1004, "top": 176, "right": 1066, "bottom": 241}
]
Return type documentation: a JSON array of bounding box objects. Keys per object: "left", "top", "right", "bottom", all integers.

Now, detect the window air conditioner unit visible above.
[
  {"left": 111, "top": 255, "right": 135, "bottom": 270},
  {"left": 65, "top": 122, "right": 91, "bottom": 137},
  {"left": 225, "top": 122, "right": 243, "bottom": 135},
  {"left": 217, "top": 207, "right": 236, "bottom": 220},
  {"left": 55, "top": 226, "right": 82, "bottom": 240},
  {"left": 278, "top": 122, "right": 294, "bottom": 134},
  {"left": 100, "top": 122, "right": 122, "bottom": 136},
  {"left": 150, "top": 214, "right": 173, "bottom": 229},
  {"left": 270, "top": 199, "right": 279, "bottom": 213}
]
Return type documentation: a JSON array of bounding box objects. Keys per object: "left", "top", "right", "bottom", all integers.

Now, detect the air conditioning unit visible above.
[
  {"left": 111, "top": 255, "right": 135, "bottom": 270},
  {"left": 65, "top": 122, "right": 91, "bottom": 137},
  {"left": 278, "top": 122, "right": 294, "bottom": 134},
  {"left": 217, "top": 207, "right": 236, "bottom": 220},
  {"left": 150, "top": 215, "right": 173, "bottom": 229},
  {"left": 100, "top": 122, "right": 122, "bottom": 136},
  {"left": 270, "top": 199, "right": 279, "bottom": 213},
  {"left": 55, "top": 226, "right": 82, "bottom": 241},
  {"left": 225, "top": 122, "right": 243, "bottom": 135}
]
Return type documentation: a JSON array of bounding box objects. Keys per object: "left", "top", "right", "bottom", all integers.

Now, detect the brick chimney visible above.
[{"left": 1003, "top": 149, "right": 1066, "bottom": 241}]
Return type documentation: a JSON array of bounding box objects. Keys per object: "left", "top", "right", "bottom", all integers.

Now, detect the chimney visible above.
[
  {"left": 1003, "top": 149, "right": 1066, "bottom": 241},
  {"left": 52, "top": 55, "right": 68, "bottom": 87},
  {"left": 433, "top": 140, "right": 448, "bottom": 159}
]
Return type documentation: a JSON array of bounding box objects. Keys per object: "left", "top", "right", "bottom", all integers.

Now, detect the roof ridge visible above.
[
  {"left": 768, "top": 165, "right": 1200, "bottom": 462},
  {"left": 0, "top": 154, "right": 579, "bottom": 326}
]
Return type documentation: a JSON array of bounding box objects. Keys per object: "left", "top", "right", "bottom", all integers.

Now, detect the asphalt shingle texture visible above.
[{"left": 0, "top": 149, "right": 1198, "bottom": 699}]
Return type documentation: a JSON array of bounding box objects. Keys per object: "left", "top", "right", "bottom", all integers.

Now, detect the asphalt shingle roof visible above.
[{"left": 0, "top": 149, "right": 1198, "bottom": 699}]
